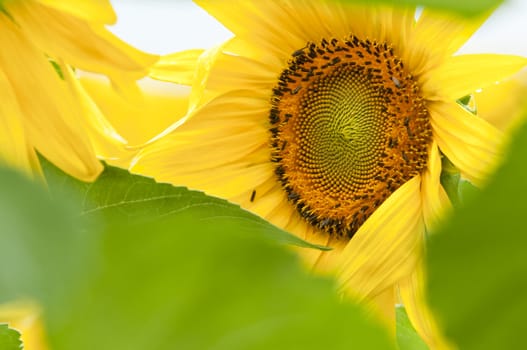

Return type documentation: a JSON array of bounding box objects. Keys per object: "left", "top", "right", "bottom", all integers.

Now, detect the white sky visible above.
[{"left": 109, "top": 0, "right": 527, "bottom": 57}]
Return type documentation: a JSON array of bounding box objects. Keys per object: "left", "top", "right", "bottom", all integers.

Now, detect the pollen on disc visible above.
[{"left": 270, "top": 36, "right": 432, "bottom": 239}]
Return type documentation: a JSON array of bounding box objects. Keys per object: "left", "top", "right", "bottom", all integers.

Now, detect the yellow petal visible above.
[
  {"left": 199, "top": 50, "right": 278, "bottom": 96},
  {"left": 195, "top": 0, "right": 405, "bottom": 61},
  {"left": 475, "top": 71, "right": 527, "bottom": 132},
  {"left": 0, "top": 67, "right": 34, "bottom": 174},
  {"left": 130, "top": 89, "right": 272, "bottom": 198},
  {"left": 259, "top": 189, "right": 299, "bottom": 229},
  {"left": 408, "top": 9, "right": 491, "bottom": 77},
  {"left": 399, "top": 263, "right": 454, "bottom": 350},
  {"left": 418, "top": 9, "right": 490, "bottom": 55},
  {"left": 13, "top": 1, "right": 157, "bottom": 78},
  {"left": 149, "top": 42, "right": 230, "bottom": 119},
  {"left": 336, "top": 176, "right": 424, "bottom": 300},
  {"left": 194, "top": 0, "right": 314, "bottom": 58},
  {"left": 232, "top": 179, "right": 285, "bottom": 219},
  {"left": 0, "top": 16, "right": 102, "bottom": 181},
  {"left": 141, "top": 87, "right": 269, "bottom": 147},
  {"left": 187, "top": 40, "right": 237, "bottom": 112},
  {"left": 80, "top": 74, "right": 190, "bottom": 147},
  {"left": 0, "top": 301, "right": 49, "bottom": 350},
  {"left": 368, "top": 286, "right": 396, "bottom": 336},
  {"left": 132, "top": 129, "right": 270, "bottom": 198},
  {"left": 424, "top": 54, "right": 527, "bottom": 101},
  {"left": 61, "top": 65, "right": 131, "bottom": 165},
  {"left": 150, "top": 49, "right": 205, "bottom": 86},
  {"left": 35, "top": 0, "right": 116, "bottom": 24},
  {"left": 421, "top": 142, "right": 452, "bottom": 233},
  {"left": 429, "top": 101, "right": 504, "bottom": 186},
  {"left": 378, "top": 6, "right": 414, "bottom": 52}
]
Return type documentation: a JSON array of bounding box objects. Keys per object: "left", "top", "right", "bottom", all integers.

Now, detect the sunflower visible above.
[
  {"left": 130, "top": 1, "right": 527, "bottom": 347},
  {"left": 0, "top": 0, "right": 157, "bottom": 181}
]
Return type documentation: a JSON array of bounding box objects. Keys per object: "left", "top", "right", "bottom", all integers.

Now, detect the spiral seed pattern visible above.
[{"left": 270, "top": 36, "right": 432, "bottom": 239}]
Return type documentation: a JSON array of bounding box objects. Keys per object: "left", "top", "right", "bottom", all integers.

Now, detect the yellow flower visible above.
[
  {"left": 0, "top": 301, "right": 48, "bottom": 350},
  {"left": 130, "top": 1, "right": 527, "bottom": 347},
  {"left": 0, "top": 0, "right": 157, "bottom": 181}
]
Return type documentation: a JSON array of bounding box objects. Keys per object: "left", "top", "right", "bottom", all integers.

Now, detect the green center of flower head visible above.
[{"left": 270, "top": 36, "right": 432, "bottom": 239}]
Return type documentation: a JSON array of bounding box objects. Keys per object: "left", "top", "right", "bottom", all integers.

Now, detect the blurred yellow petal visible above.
[
  {"left": 0, "top": 0, "right": 156, "bottom": 179},
  {"left": 0, "top": 15, "right": 102, "bottom": 181},
  {"left": 0, "top": 68, "right": 34, "bottom": 174},
  {"left": 147, "top": 44, "right": 228, "bottom": 135},
  {"left": 408, "top": 9, "right": 491, "bottom": 76},
  {"left": 194, "top": 0, "right": 308, "bottom": 57},
  {"left": 368, "top": 286, "right": 397, "bottom": 335},
  {"left": 61, "top": 65, "right": 129, "bottom": 161},
  {"left": 13, "top": 1, "right": 157, "bottom": 79},
  {"left": 131, "top": 102, "right": 270, "bottom": 197},
  {"left": 0, "top": 301, "right": 48, "bottom": 350},
  {"left": 424, "top": 54, "right": 527, "bottom": 101},
  {"left": 187, "top": 41, "right": 234, "bottom": 112},
  {"left": 336, "top": 176, "right": 424, "bottom": 300},
  {"left": 150, "top": 49, "right": 205, "bottom": 85},
  {"left": 399, "top": 263, "right": 454, "bottom": 350},
  {"left": 476, "top": 70, "right": 527, "bottom": 132},
  {"left": 430, "top": 101, "right": 504, "bottom": 186},
  {"left": 421, "top": 142, "right": 451, "bottom": 233},
  {"left": 35, "top": 0, "right": 116, "bottom": 24},
  {"left": 80, "top": 74, "right": 190, "bottom": 146}
]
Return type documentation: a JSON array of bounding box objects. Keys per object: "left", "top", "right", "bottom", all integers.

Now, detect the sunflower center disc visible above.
[{"left": 270, "top": 36, "right": 432, "bottom": 239}]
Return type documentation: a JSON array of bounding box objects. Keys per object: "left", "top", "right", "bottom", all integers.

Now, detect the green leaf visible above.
[
  {"left": 50, "top": 215, "right": 395, "bottom": 350},
  {"left": 457, "top": 178, "right": 479, "bottom": 205},
  {"left": 427, "top": 115, "right": 527, "bottom": 349},
  {"left": 338, "top": 0, "right": 502, "bottom": 17},
  {"left": 396, "top": 306, "right": 429, "bottom": 350},
  {"left": 0, "top": 324, "right": 23, "bottom": 350},
  {"left": 440, "top": 157, "right": 462, "bottom": 207},
  {"left": 0, "top": 165, "right": 395, "bottom": 350},
  {"left": 41, "top": 159, "right": 329, "bottom": 251},
  {"left": 440, "top": 157, "right": 480, "bottom": 208},
  {"left": 0, "top": 167, "right": 98, "bottom": 308}
]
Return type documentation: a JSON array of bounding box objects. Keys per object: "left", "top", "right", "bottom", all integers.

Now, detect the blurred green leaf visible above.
[
  {"left": 396, "top": 306, "right": 429, "bottom": 350},
  {"left": 0, "top": 165, "right": 395, "bottom": 350},
  {"left": 440, "top": 157, "right": 480, "bottom": 208},
  {"left": 427, "top": 115, "right": 527, "bottom": 349},
  {"left": 440, "top": 157, "right": 462, "bottom": 207},
  {"left": 338, "top": 0, "right": 501, "bottom": 16},
  {"left": 0, "top": 167, "right": 99, "bottom": 309},
  {"left": 0, "top": 324, "right": 22, "bottom": 350},
  {"left": 457, "top": 179, "right": 479, "bottom": 204},
  {"left": 41, "top": 159, "right": 329, "bottom": 250}
]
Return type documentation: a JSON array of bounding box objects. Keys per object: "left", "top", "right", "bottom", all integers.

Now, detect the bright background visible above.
[{"left": 109, "top": 0, "right": 527, "bottom": 56}]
